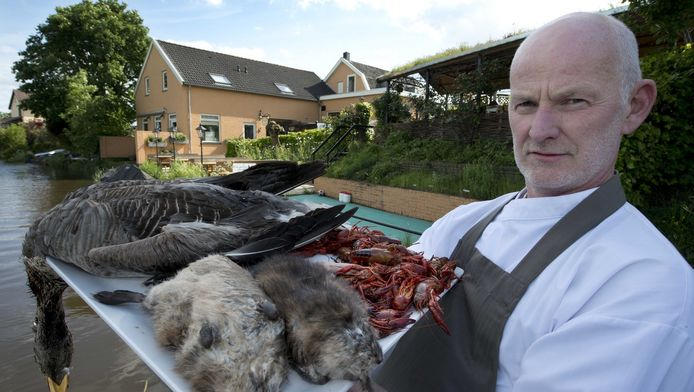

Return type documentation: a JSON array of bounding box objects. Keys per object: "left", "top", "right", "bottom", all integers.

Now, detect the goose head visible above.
[{"left": 24, "top": 256, "right": 72, "bottom": 392}]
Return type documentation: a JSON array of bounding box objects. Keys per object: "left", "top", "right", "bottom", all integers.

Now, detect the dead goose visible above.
[
  {"left": 95, "top": 254, "right": 288, "bottom": 392},
  {"left": 23, "top": 160, "right": 330, "bottom": 277}
]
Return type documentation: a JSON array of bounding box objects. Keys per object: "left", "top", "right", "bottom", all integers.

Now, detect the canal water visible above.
[{"left": 0, "top": 161, "right": 168, "bottom": 391}]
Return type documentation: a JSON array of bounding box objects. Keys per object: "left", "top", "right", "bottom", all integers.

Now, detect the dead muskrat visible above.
[
  {"left": 94, "top": 254, "right": 288, "bottom": 392},
  {"left": 251, "top": 254, "right": 383, "bottom": 387}
]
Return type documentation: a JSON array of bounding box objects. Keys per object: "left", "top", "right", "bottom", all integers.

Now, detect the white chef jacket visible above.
[{"left": 411, "top": 187, "right": 694, "bottom": 392}]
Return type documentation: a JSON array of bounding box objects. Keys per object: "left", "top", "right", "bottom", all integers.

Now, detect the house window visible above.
[
  {"left": 243, "top": 123, "right": 256, "bottom": 139},
  {"left": 168, "top": 113, "right": 177, "bottom": 131},
  {"left": 347, "top": 75, "right": 356, "bottom": 92},
  {"left": 337, "top": 81, "right": 344, "bottom": 94},
  {"left": 321, "top": 105, "right": 326, "bottom": 112},
  {"left": 274, "top": 82, "right": 294, "bottom": 95},
  {"left": 143, "top": 118, "right": 149, "bottom": 131},
  {"left": 154, "top": 115, "right": 162, "bottom": 131},
  {"left": 200, "top": 114, "right": 220, "bottom": 142},
  {"left": 209, "top": 73, "right": 231, "bottom": 86},
  {"left": 145, "top": 78, "right": 150, "bottom": 95},
  {"left": 162, "top": 71, "right": 168, "bottom": 91}
]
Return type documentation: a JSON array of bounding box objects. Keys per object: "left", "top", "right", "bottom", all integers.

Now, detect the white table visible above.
[{"left": 46, "top": 256, "right": 428, "bottom": 391}]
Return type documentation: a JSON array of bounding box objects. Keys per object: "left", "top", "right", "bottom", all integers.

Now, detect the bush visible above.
[
  {"left": 324, "top": 101, "right": 373, "bottom": 134},
  {"left": 226, "top": 128, "right": 330, "bottom": 161},
  {"left": 372, "top": 91, "right": 411, "bottom": 124},
  {"left": 0, "top": 124, "right": 28, "bottom": 160},
  {"left": 617, "top": 45, "right": 694, "bottom": 207},
  {"left": 139, "top": 159, "right": 206, "bottom": 180}
]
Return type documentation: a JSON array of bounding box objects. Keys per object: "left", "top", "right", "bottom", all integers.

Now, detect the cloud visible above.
[
  {"left": 169, "top": 40, "right": 267, "bottom": 61},
  {"left": 203, "top": 0, "right": 224, "bottom": 6},
  {"left": 295, "top": 0, "right": 475, "bottom": 40}
]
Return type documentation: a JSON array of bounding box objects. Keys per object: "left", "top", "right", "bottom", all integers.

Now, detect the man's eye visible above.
[
  {"left": 564, "top": 98, "right": 587, "bottom": 106},
  {"left": 514, "top": 101, "right": 536, "bottom": 111}
]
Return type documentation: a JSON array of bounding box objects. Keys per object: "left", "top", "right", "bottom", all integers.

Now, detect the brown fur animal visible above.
[
  {"left": 96, "top": 254, "right": 288, "bottom": 392},
  {"left": 251, "top": 254, "right": 383, "bottom": 388}
]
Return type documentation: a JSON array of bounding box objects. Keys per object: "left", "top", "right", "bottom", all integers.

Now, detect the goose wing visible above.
[{"left": 196, "top": 161, "right": 325, "bottom": 194}]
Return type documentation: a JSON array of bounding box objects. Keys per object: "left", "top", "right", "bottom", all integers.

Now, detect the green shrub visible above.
[
  {"left": 226, "top": 128, "right": 330, "bottom": 161},
  {"left": 617, "top": 45, "right": 694, "bottom": 207},
  {"left": 0, "top": 124, "right": 28, "bottom": 160},
  {"left": 26, "top": 125, "right": 62, "bottom": 153},
  {"left": 325, "top": 102, "right": 372, "bottom": 127},
  {"left": 139, "top": 159, "right": 206, "bottom": 180},
  {"left": 372, "top": 91, "right": 411, "bottom": 124}
]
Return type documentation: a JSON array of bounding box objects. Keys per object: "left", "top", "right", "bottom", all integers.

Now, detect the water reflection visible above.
[{"left": 0, "top": 162, "right": 167, "bottom": 391}]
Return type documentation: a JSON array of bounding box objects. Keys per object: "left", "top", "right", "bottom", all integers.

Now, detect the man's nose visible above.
[{"left": 528, "top": 106, "right": 560, "bottom": 142}]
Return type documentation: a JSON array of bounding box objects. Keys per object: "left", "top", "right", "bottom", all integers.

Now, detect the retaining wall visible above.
[{"left": 313, "top": 177, "right": 475, "bottom": 222}]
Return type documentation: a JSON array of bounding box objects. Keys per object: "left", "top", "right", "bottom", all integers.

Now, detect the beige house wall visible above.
[
  {"left": 324, "top": 62, "right": 368, "bottom": 93},
  {"left": 9, "top": 97, "right": 38, "bottom": 121},
  {"left": 134, "top": 45, "right": 322, "bottom": 164},
  {"left": 320, "top": 94, "right": 381, "bottom": 118}
]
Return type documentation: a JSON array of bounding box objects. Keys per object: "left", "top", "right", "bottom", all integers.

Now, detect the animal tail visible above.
[
  {"left": 93, "top": 290, "right": 146, "bottom": 305},
  {"left": 196, "top": 161, "right": 326, "bottom": 195},
  {"left": 225, "top": 205, "right": 358, "bottom": 264}
]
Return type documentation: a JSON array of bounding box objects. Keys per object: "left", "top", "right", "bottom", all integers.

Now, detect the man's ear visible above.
[{"left": 622, "top": 79, "right": 657, "bottom": 136}]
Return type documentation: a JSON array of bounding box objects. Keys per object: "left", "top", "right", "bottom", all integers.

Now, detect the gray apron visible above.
[{"left": 373, "top": 175, "right": 626, "bottom": 391}]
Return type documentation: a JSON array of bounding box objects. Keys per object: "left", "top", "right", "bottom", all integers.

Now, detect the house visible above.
[
  {"left": 319, "top": 52, "right": 388, "bottom": 117},
  {"left": 133, "top": 40, "right": 389, "bottom": 164},
  {"left": 134, "top": 39, "right": 335, "bottom": 164},
  {"left": 1, "top": 89, "right": 43, "bottom": 127}
]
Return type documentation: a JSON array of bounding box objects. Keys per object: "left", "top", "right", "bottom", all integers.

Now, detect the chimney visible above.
[{"left": 343, "top": 51, "right": 350, "bottom": 61}]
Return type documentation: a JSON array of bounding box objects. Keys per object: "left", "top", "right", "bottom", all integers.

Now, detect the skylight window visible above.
[
  {"left": 274, "top": 82, "right": 294, "bottom": 95},
  {"left": 209, "top": 73, "right": 231, "bottom": 86}
]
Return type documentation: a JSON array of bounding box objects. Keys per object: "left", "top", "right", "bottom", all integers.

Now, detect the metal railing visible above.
[{"left": 310, "top": 124, "right": 373, "bottom": 164}]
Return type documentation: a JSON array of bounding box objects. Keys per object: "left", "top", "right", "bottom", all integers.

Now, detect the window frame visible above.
[
  {"left": 162, "top": 71, "right": 168, "bottom": 91},
  {"left": 337, "top": 81, "right": 344, "bottom": 94},
  {"left": 209, "top": 73, "right": 231, "bottom": 86},
  {"left": 168, "top": 113, "right": 177, "bottom": 131},
  {"left": 145, "top": 77, "right": 150, "bottom": 95},
  {"left": 200, "top": 114, "right": 221, "bottom": 142},
  {"left": 273, "top": 82, "right": 294, "bottom": 95},
  {"left": 347, "top": 75, "right": 356, "bottom": 93},
  {"left": 154, "top": 115, "right": 162, "bottom": 132},
  {"left": 243, "top": 123, "right": 256, "bottom": 140}
]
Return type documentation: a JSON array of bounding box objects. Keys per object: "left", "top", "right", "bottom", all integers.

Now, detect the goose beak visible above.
[{"left": 47, "top": 375, "right": 68, "bottom": 392}]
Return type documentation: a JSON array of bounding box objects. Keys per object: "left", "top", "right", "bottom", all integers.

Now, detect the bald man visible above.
[{"left": 373, "top": 12, "right": 693, "bottom": 392}]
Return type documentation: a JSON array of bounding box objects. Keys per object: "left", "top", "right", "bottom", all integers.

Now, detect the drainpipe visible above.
[{"left": 188, "top": 85, "right": 193, "bottom": 155}]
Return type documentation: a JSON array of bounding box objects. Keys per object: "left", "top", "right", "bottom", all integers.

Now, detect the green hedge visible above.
[
  {"left": 226, "top": 128, "right": 330, "bottom": 161},
  {"left": 0, "top": 124, "right": 29, "bottom": 161},
  {"left": 615, "top": 45, "right": 694, "bottom": 264}
]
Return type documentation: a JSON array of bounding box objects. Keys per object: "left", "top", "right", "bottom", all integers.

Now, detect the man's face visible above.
[{"left": 509, "top": 25, "right": 629, "bottom": 197}]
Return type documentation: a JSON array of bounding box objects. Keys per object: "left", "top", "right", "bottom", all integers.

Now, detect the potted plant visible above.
[
  {"left": 172, "top": 133, "right": 188, "bottom": 144},
  {"left": 147, "top": 134, "right": 166, "bottom": 147}
]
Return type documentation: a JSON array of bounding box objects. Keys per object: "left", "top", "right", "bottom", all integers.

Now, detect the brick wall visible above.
[{"left": 314, "top": 177, "right": 475, "bottom": 222}]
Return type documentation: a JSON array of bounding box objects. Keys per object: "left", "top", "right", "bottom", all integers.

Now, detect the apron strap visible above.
[
  {"left": 449, "top": 193, "right": 516, "bottom": 265},
  {"left": 511, "top": 174, "right": 626, "bottom": 284}
]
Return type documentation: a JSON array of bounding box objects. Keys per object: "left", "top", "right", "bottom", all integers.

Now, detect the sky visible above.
[{"left": 0, "top": 0, "right": 622, "bottom": 111}]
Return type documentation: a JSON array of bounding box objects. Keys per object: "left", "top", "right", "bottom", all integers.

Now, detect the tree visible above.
[
  {"left": 623, "top": 0, "right": 694, "bottom": 45},
  {"left": 12, "top": 0, "right": 149, "bottom": 150}
]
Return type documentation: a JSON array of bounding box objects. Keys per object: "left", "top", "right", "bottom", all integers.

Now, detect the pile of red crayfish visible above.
[{"left": 296, "top": 226, "right": 458, "bottom": 337}]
